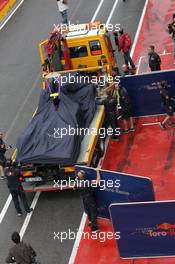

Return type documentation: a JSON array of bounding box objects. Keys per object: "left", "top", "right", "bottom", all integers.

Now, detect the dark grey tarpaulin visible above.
[{"left": 16, "top": 75, "right": 96, "bottom": 164}]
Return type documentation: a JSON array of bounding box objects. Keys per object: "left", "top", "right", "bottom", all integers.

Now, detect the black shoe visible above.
[
  {"left": 91, "top": 226, "right": 100, "bottom": 233},
  {"left": 17, "top": 212, "right": 22, "bottom": 217},
  {"left": 160, "top": 122, "right": 166, "bottom": 129},
  {"left": 129, "top": 127, "right": 135, "bottom": 132},
  {"left": 0, "top": 176, "right": 6, "bottom": 180},
  {"left": 26, "top": 208, "right": 33, "bottom": 214},
  {"left": 122, "top": 129, "right": 130, "bottom": 134},
  {"left": 111, "top": 136, "right": 120, "bottom": 141},
  {"left": 167, "top": 122, "right": 175, "bottom": 127}
]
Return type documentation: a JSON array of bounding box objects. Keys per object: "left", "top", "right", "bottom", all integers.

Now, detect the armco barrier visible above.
[{"left": 0, "top": 0, "right": 16, "bottom": 21}]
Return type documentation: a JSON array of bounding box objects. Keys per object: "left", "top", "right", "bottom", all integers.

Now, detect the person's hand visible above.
[{"left": 116, "top": 105, "right": 122, "bottom": 112}]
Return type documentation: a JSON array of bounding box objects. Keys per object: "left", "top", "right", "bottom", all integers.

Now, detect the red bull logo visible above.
[
  {"left": 147, "top": 223, "right": 175, "bottom": 237},
  {"left": 156, "top": 223, "right": 175, "bottom": 230}
]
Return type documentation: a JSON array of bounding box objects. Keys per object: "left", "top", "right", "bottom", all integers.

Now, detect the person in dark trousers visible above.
[
  {"left": 56, "top": 0, "right": 69, "bottom": 25},
  {"left": 113, "top": 31, "right": 119, "bottom": 47},
  {"left": 148, "top": 45, "right": 161, "bottom": 71},
  {"left": 6, "top": 163, "right": 33, "bottom": 216},
  {"left": 98, "top": 89, "right": 120, "bottom": 140},
  {"left": 159, "top": 81, "right": 174, "bottom": 129},
  {"left": 114, "top": 84, "right": 135, "bottom": 133},
  {"left": 6, "top": 232, "right": 36, "bottom": 264},
  {"left": 0, "top": 132, "right": 7, "bottom": 179},
  {"left": 168, "top": 13, "right": 175, "bottom": 63},
  {"left": 118, "top": 29, "right": 136, "bottom": 70},
  {"left": 75, "top": 169, "right": 100, "bottom": 233}
]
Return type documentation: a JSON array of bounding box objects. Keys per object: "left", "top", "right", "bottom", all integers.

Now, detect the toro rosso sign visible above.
[
  {"left": 144, "top": 222, "right": 175, "bottom": 238},
  {"left": 110, "top": 201, "right": 175, "bottom": 259}
]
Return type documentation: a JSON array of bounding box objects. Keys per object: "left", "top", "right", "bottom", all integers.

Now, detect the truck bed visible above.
[{"left": 23, "top": 105, "right": 104, "bottom": 192}]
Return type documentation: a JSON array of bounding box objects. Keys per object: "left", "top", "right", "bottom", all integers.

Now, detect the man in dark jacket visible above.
[
  {"left": 6, "top": 163, "right": 33, "bottom": 216},
  {"left": 6, "top": 232, "right": 36, "bottom": 264},
  {"left": 114, "top": 84, "right": 135, "bottom": 133},
  {"left": 75, "top": 169, "right": 100, "bottom": 232},
  {"left": 168, "top": 13, "right": 175, "bottom": 63},
  {"left": 159, "top": 81, "right": 174, "bottom": 129},
  {"left": 148, "top": 45, "right": 161, "bottom": 71},
  {"left": 97, "top": 89, "right": 120, "bottom": 140},
  {"left": 0, "top": 132, "right": 7, "bottom": 179}
]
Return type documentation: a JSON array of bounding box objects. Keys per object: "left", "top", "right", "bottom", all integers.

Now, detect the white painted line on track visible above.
[
  {"left": 106, "top": 0, "right": 119, "bottom": 26},
  {"left": 136, "top": 56, "right": 143, "bottom": 74},
  {"left": 130, "top": 0, "right": 149, "bottom": 57},
  {"left": 0, "top": 195, "right": 12, "bottom": 224},
  {"left": 159, "top": 52, "right": 171, "bottom": 56},
  {"left": 91, "top": 0, "right": 104, "bottom": 22},
  {"left": 0, "top": 0, "right": 25, "bottom": 31},
  {"left": 0, "top": 71, "right": 41, "bottom": 225},
  {"left": 5, "top": 71, "right": 41, "bottom": 140},
  {"left": 20, "top": 192, "right": 40, "bottom": 239},
  {"left": 142, "top": 122, "right": 160, "bottom": 126},
  {"left": 68, "top": 213, "right": 87, "bottom": 264}
]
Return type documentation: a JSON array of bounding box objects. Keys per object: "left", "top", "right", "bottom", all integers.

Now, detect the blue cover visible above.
[{"left": 16, "top": 74, "right": 96, "bottom": 164}]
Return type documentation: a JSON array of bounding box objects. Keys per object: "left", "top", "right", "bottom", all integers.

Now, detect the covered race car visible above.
[{"left": 16, "top": 72, "right": 96, "bottom": 165}]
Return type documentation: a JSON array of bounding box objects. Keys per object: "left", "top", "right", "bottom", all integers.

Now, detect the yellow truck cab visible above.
[{"left": 39, "top": 22, "right": 117, "bottom": 76}]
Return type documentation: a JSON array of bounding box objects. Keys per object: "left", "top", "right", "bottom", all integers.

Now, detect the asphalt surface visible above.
[{"left": 0, "top": 0, "right": 146, "bottom": 263}]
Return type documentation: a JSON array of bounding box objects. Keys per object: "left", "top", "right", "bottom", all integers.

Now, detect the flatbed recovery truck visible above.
[{"left": 11, "top": 22, "right": 118, "bottom": 192}]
